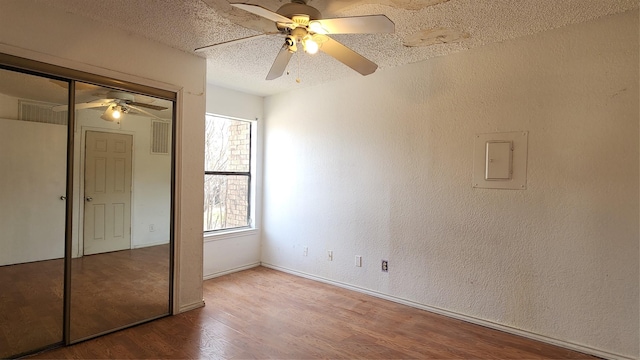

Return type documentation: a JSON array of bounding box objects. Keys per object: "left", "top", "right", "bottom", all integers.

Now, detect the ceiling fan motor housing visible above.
[{"left": 276, "top": 2, "right": 321, "bottom": 21}]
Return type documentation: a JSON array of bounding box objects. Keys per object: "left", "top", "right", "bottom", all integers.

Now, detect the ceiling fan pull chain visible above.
[{"left": 296, "top": 50, "right": 302, "bottom": 83}]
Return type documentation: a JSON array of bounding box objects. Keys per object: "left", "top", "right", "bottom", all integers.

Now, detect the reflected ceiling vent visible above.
[
  {"left": 18, "top": 100, "right": 67, "bottom": 125},
  {"left": 151, "top": 120, "right": 170, "bottom": 154}
]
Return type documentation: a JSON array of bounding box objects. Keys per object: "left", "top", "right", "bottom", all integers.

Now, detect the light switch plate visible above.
[{"left": 473, "top": 131, "right": 528, "bottom": 190}]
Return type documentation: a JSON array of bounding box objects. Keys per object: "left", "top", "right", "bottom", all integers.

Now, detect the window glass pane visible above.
[
  {"left": 204, "top": 175, "right": 249, "bottom": 231},
  {"left": 205, "top": 116, "right": 250, "bottom": 172}
]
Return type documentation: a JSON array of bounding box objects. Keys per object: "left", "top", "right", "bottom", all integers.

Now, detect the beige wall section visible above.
[
  {"left": 262, "top": 10, "right": 639, "bottom": 359},
  {"left": 0, "top": 1, "right": 205, "bottom": 313},
  {"left": 206, "top": 84, "right": 264, "bottom": 122}
]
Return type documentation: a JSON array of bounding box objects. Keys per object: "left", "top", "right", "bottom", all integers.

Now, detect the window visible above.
[{"left": 204, "top": 114, "right": 253, "bottom": 232}]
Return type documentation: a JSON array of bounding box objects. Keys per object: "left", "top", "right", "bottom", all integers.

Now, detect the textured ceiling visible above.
[{"left": 37, "top": 0, "right": 638, "bottom": 96}]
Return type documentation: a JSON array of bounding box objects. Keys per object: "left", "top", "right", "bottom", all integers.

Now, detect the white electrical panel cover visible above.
[{"left": 473, "top": 131, "right": 528, "bottom": 190}]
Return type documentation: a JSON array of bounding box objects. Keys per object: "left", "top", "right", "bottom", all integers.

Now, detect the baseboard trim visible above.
[
  {"left": 203, "top": 262, "right": 261, "bottom": 280},
  {"left": 178, "top": 300, "right": 205, "bottom": 314},
  {"left": 133, "top": 241, "right": 169, "bottom": 249},
  {"left": 261, "top": 262, "right": 634, "bottom": 360}
]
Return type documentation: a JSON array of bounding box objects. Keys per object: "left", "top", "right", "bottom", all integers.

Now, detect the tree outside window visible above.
[{"left": 204, "top": 115, "right": 251, "bottom": 232}]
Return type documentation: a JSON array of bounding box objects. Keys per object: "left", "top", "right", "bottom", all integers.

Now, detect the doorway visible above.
[{"left": 83, "top": 131, "right": 133, "bottom": 255}]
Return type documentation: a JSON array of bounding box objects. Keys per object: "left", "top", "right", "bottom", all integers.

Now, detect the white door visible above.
[{"left": 84, "top": 131, "right": 132, "bottom": 255}]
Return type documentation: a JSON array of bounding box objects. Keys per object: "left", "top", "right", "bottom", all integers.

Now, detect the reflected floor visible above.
[
  {"left": 0, "top": 258, "right": 63, "bottom": 358},
  {"left": 0, "top": 244, "right": 170, "bottom": 358},
  {"left": 70, "top": 244, "right": 170, "bottom": 341}
]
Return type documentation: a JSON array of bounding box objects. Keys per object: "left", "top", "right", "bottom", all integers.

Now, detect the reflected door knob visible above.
[{"left": 86, "top": 197, "right": 93, "bottom": 202}]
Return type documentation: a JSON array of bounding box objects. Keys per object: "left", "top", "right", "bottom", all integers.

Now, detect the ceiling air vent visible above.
[
  {"left": 18, "top": 100, "right": 67, "bottom": 125},
  {"left": 151, "top": 120, "right": 170, "bottom": 154}
]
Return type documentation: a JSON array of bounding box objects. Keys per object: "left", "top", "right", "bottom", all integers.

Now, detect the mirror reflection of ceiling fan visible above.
[
  {"left": 196, "top": 0, "right": 395, "bottom": 80},
  {"left": 52, "top": 91, "right": 168, "bottom": 122}
]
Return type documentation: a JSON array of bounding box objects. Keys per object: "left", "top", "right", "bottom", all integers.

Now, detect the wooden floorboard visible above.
[{"left": 30, "top": 266, "right": 595, "bottom": 359}]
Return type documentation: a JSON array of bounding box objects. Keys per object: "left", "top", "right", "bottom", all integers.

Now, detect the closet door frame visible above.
[{"left": 0, "top": 52, "right": 176, "bottom": 350}]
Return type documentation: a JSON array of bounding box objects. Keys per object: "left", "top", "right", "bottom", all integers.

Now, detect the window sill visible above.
[{"left": 203, "top": 227, "right": 259, "bottom": 243}]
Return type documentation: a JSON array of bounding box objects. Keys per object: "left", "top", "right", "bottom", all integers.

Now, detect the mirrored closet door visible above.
[
  {"left": 0, "top": 55, "right": 175, "bottom": 358},
  {"left": 0, "top": 67, "right": 69, "bottom": 358},
  {"left": 69, "top": 83, "right": 173, "bottom": 341}
]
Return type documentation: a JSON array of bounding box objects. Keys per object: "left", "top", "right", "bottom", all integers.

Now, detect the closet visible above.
[{"left": 0, "top": 54, "right": 175, "bottom": 358}]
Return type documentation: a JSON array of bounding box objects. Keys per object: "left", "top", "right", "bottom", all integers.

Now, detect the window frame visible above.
[{"left": 203, "top": 114, "right": 254, "bottom": 233}]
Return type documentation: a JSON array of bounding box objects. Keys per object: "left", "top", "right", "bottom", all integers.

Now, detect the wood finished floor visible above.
[
  {"left": 32, "top": 266, "right": 595, "bottom": 359},
  {"left": 0, "top": 245, "right": 170, "bottom": 358}
]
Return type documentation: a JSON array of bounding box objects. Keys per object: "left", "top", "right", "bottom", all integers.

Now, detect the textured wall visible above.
[
  {"left": 0, "top": 0, "right": 206, "bottom": 313},
  {"left": 262, "top": 10, "right": 639, "bottom": 358}
]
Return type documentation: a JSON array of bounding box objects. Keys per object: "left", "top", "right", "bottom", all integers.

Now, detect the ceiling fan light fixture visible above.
[
  {"left": 101, "top": 104, "right": 125, "bottom": 122},
  {"left": 100, "top": 105, "right": 116, "bottom": 122},
  {"left": 308, "top": 21, "right": 327, "bottom": 34},
  {"left": 303, "top": 36, "right": 319, "bottom": 54}
]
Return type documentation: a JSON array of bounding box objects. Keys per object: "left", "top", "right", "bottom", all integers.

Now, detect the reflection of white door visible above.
[{"left": 84, "top": 131, "right": 132, "bottom": 255}]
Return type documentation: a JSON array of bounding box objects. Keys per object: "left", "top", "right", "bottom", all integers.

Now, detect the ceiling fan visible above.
[
  {"left": 196, "top": 0, "right": 395, "bottom": 80},
  {"left": 52, "top": 91, "right": 168, "bottom": 121}
]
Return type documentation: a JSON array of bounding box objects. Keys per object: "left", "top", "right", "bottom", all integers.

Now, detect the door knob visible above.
[
  {"left": 60, "top": 196, "right": 67, "bottom": 200},
  {"left": 86, "top": 197, "right": 93, "bottom": 202}
]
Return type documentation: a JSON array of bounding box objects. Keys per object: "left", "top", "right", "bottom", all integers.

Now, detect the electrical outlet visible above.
[
  {"left": 355, "top": 255, "right": 362, "bottom": 267},
  {"left": 328, "top": 250, "right": 333, "bottom": 261},
  {"left": 303, "top": 247, "right": 308, "bottom": 257},
  {"left": 381, "top": 260, "right": 388, "bottom": 272},
  {"left": 149, "top": 224, "right": 155, "bottom": 232}
]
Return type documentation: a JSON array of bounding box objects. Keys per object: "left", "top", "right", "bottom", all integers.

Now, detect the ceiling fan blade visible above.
[
  {"left": 320, "top": 37, "right": 378, "bottom": 76},
  {"left": 266, "top": 43, "right": 294, "bottom": 80},
  {"left": 230, "top": 3, "right": 293, "bottom": 24},
  {"left": 195, "top": 33, "right": 273, "bottom": 52},
  {"left": 51, "top": 99, "right": 113, "bottom": 112},
  {"left": 129, "top": 101, "right": 169, "bottom": 111},
  {"left": 312, "top": 15, "right": 394, "bottom": 34},
  {"left": 127, "top": 104, "right": 157, "bottom": 118}
]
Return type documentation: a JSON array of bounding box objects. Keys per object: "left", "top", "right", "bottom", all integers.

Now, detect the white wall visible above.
[
  {"left": 262, "top": 10, "right": 639, "bottom": 359},
  {"left": 203, "top": 84, "right": 264, "bottom": 278},
  {"left": 0, "top": 117, "right": 66, "bottom": 265},
  {"left": 0, "top": 0, "right": 206, "bottom": 313}
]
